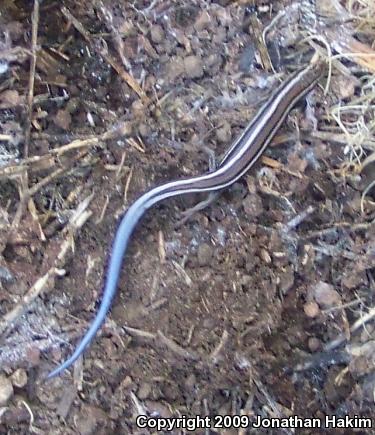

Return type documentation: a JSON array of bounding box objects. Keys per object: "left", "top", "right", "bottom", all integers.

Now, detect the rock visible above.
[
  {"left": 341, "top": 270, "right": 366, "bottom": 290},
  {"left": 115, "top": 120, "right": 133, "bottom": 137},
  {"left": 331, "top": 74, "right": 356, "bottom": 100},
  {"left": 138, "top": 123, "right": 151, "bottom": 138},
  {"left": 348, "top": 341, "right": 375, "bottom": 377},
  {"left": 272, "top": 251, "right": 289, "bottom": 268},
  {"left": 259, "top": 248, "right": 272, "bottom": 264},
  {"left": 238, "top": 45, "right": 255, "bottom": 72},
  {"left": 10, "top": 369, "right": 27, "bottom": 389},
  {"left": 150, "top": 24, "right": 164, "bottom": 44},
  {"left": 138, "top": 382, "right": 152, "bottom": 400},
  {"left": 287, "top": 152, "right": 308, "bottom": 173},
  {"left": 167, "top": 56, "right": 185, "bottom": 81},
  {"left": 278, "top": 266, "right": 295, "bottom": 294},
  {"left": 26, "top": 346, "right": 41, "bottom": 367},
  {"left": 308, "top": 337, "right": 321, "bottom": 352},
  {"left": 0, "top": 90, "right": 21, "bottom": 107},
  {"left": 0, "top": 264, "right": 14, "bottom": 283},
  {"left": 206, "top": 53, "right": 222, "bottom": 68},
  {"left": 56, "top": 387, "right": 76, "bottom": 419},
  {"left": 0, "top": 375, "right": 14, "bottom": 406},
  {"left": 173, "top": 28, "right": 191, "bottom": 51},
  {"left": 234, "top": 353, "right": 251, "bottom": 371},
  {"left": 183, "top": 55, "right": 204, "bottom": 78},
  {"left": 197, "top": 243, "right": 213, "bottom": 266},
  {"left": 313, "top": 281, "right": 341, "bottom": 309},
  {"left": 304, "top": 301, "right": 320, "bottom": 318},
  {"left": 212, "top": 26, "right": 226, "bottom": 44},
  {"left": 54, "top": 109, "right": 72, "bottom": 130},
  {"left": 162, "top": 383, "right": 179, "bottom": 401},
  {"left": 213, "top": 6, "right": 232, "bottom": 26},
  {"left": 216, "top": 121, "right": 231, "bottom": 143},
  {"left": 194, "top": 10, "right": 211, "bottom": 31},
  {"left": 131, "top": 99, "right": 145, "bottom": 118},
  {"left": 243, "top": 193, "right": 263, "bottom": 218}
]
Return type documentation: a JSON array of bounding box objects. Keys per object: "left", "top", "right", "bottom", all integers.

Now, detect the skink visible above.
[{"left": 47, "top": 59, "right": 324, "bottom": 378}]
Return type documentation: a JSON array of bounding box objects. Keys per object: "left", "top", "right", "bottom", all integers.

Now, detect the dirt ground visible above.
[{"left": 0, "top": 0, "right": 375, "bottom": 434}]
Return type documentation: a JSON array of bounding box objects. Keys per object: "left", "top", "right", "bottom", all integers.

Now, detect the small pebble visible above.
[
  {"left": 304, "top": 301, "right": 320, "bottom": 318},
  {"left": 341, "top": 271, "right": 365, "bottom": 290},
  {"left": 183, "top": 55, "right": 204, "bottom": 78},
  {"left": 194, "top": 10, "right": 211, "bottom": 31},
  {"left": 0, "top": 265, "right": 14, "bottom": 283},
  {"left": 26, "top": 346, "right": 41, "bottom": 366},
  {"left": 278, "top": 266, "right": 295, "bottom": 294},
  {"left": 197, "top": 243, "right": 213, "bottom": 266},
  {"left": 313, "top": 281, "right": 341, "bottom": 309},
  {"left": 131, "top": 99, "right": 145, "bottom": 118},
  {"left": 259, "top": 248, "right": 272, "bottom": 264},
  {"left": 301, "top": 244, "right": 315, "bottom": 271},
  {"left": 7, "top": 21, "right": 24, "bottom": 40},
  {"left": 213, "top": 6, "right": 232, "bottom": 26},
  {"left": 308, "top": 337, "right": 322, "bottom": 353},
  {"left": 243, "top": 193, "right": 263, "bottom": 218},
  {"left": 238, "top": 45, "right": 256, "bottom": 72},
  {"left": 212, "top": 26, "right": 226, "bottom": 44},
  {"left": 0, "top": 90, "right": 21, "bottom": 107},
  {"left": 287, "top": 153, "right": 308, "bottom": 173},
  {"left": 0, "top": 60, "right": 8, "bottom": 75},
  {"left": 331, "top": 74, "right": 356, "bottom": 100},
  {"left": 138, "top": 123, "right": 151, "bottom": 138},
  {"left": 0, "top": 375, "right": 14, "bottom": 406},
  {"left": 10, "top": 369, "right": 28, "bottom": 389},
  {"left": 150, "top": 24, "right": 164, "bottom": 44},
  {"left": 56, "top": 387, "right": 76, "bottom": 419},
  {"left": 206, "top": 53, "right": 221, "bottom": 68},
  {"left": 167, "top": 56, "right": 185, "bottom": 81},
  {"left": 54, "top": 109, "right": 72, "bottom": 130},
  {"left": 216, "top": 121, "right": 231, "bottom": 143},
  {"left": 272, "top": 251, "right": 288, "bottom": 268},
  {"left": 118, "top": 20, "right": 135, "bottom": 36},
  {"left": 138, "top": 382, "right": 152, "bottom": 400},
  {"left": 116, "top": 120, "right": 133, "bottom": 137},
  {"left": 163, "top": 383, "right": 179, "bottom": 401},
  {"left": 235, "top": 353, "right": 251, "bottom": 371}
]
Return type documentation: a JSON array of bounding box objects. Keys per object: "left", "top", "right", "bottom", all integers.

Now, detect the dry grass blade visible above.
[
  {"left": 24, "top": 0, "right": 39, "bottom": 159},
  {"left": 0, "top": 194, "right": 93, "bottom": 337}
]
